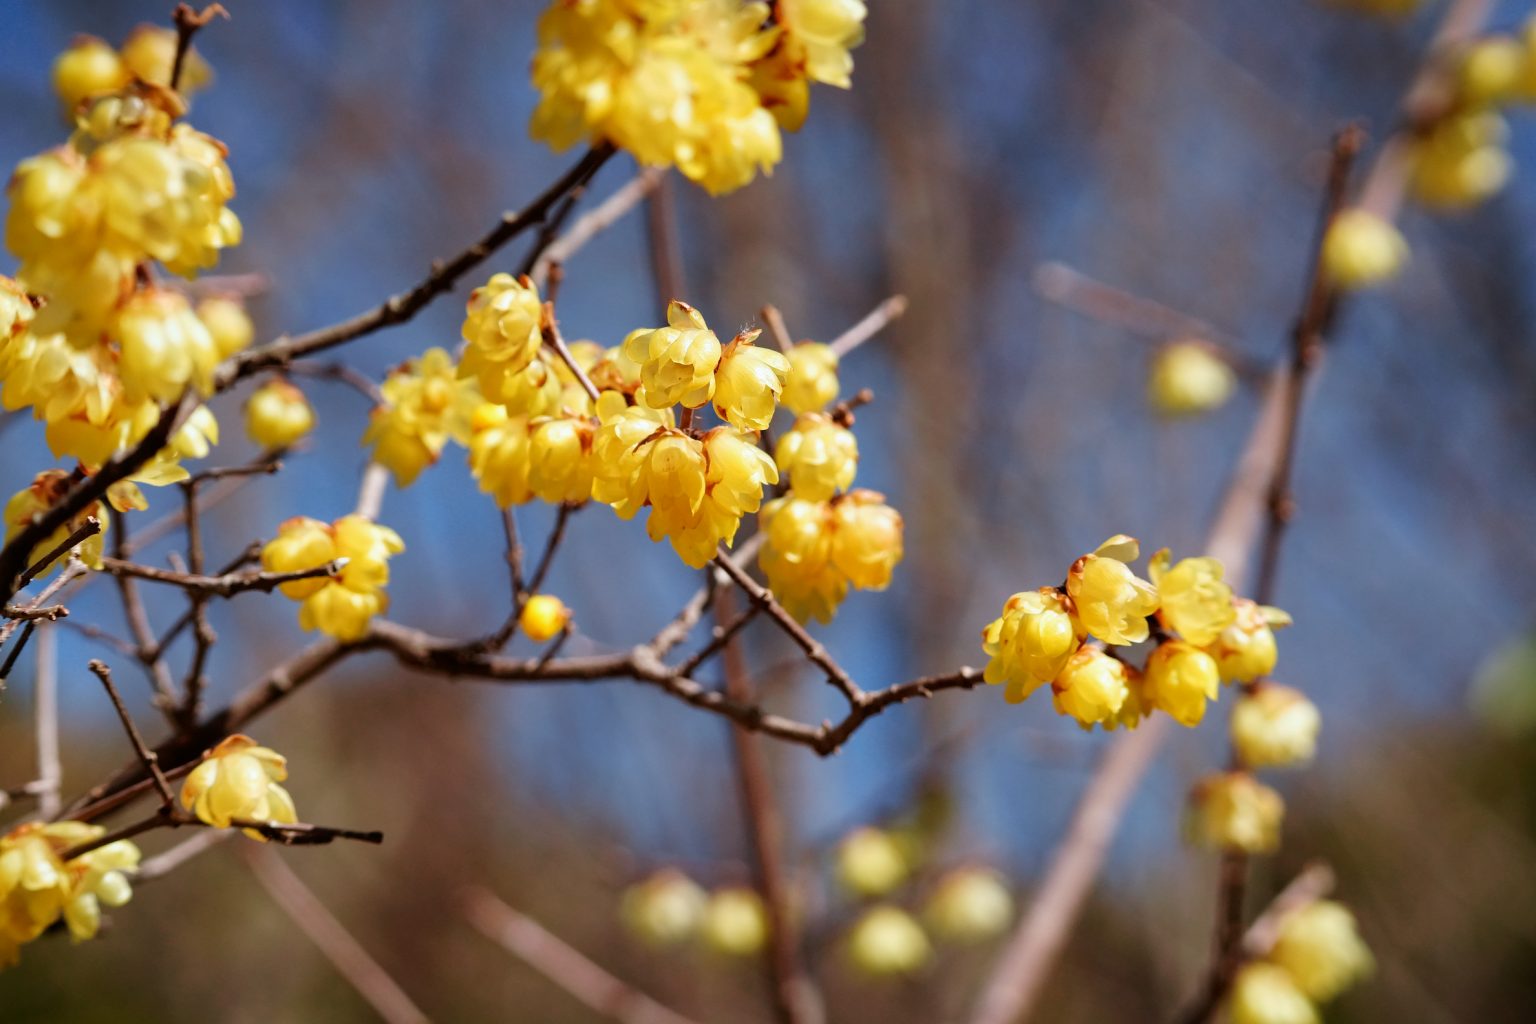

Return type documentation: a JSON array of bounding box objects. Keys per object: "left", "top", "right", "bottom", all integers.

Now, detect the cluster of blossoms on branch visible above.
[
  {"left": 532, "top": 0, "right": 867, "bottom": 193},
  {"left": 1229, "top": 900, "right": 1374, "bottom": 1024}
]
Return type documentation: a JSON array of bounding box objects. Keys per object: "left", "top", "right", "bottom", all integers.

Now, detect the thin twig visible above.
[
  {"left": 98, "top": 556, "right": 344, "bottom": 599},
  {"left": 286, "top": 360, "right": 385, "bottom": 405},
  {"left": 136, "top": 829, "right": 233, "bottom": 883},
  {"left": 170, "top": 4, "right": 227, "bottom": 92},
  {"left": 760, "top": 305, "right": 795, "bottom": 351},
  {"left": 88, "top": 659, "right": 176, "bottom": 807},
  {"left": 828, "top": 295, "right": 908, "bottom": 358},
  {"left": 532, "top": 168, "right": 665, "bottom": 287},
  {"left": 34, "top": 624, "right": 62, "bottom": 818},
  {"left": 18, "top": 517, "right": 102, "bottom": 588}
]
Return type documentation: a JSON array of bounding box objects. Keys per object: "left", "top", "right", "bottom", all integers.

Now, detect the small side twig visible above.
[
  {"left": 34, "top": 625, "right": 62, "bottom": 818},
  {"left": 88, "top": 659, "right": 176, "bottom": 808},
  {"left": 18, "top": 517, "right": 102, "bottom": 589}
]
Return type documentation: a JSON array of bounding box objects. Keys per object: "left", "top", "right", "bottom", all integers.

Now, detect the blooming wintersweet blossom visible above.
[
  {"left": 623, "top": 300, "right": 723, "bottom": 410},
  {"left": 712, "top": 329, "right": 790, "bottom": 430},
  {"left": 1148, "top": 548, "right": 1236, "bottom": 646},
  {"left": 1065, "top": 535, "right": 1160, "bottom": 645},
  {"left": 775, "top": 412, "right": 857, "bottom": 500},
  {"left": 1051, "top": 646, "right": 1130, "bottom": 728},
  {"left": 180, "top": 734, "right": 299, "bottom": 839},
  {"left": 981, "top": 588, "right": 1081, "bottom": 703},
  {"left": 1231, "top": 684, "right": 1321, "bottom": 768},
  {"left": 1143, "top": 639, "right": 1222, "bottom": 727}
]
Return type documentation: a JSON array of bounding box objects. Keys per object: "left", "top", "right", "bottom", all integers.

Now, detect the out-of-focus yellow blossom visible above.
[
  {"left": 981, "top": 588, "right": 1080, "bottom": 703},
  {"left": 1457, "top": 35, "right": 1527, "bottom": 105},
  {"left": 0, "top": 821, "right": 140, "bottom": 965},
  {"left": 1051, "top": 646, "right": 1130, "bottom": 728},
  {"left": 621, "top": 869, "right": 707, "bottom": 947},
  {"left": 1144, "top": 639, "right": 1221, "bottom": 726},
  {"left": 52, "top": 37, "right": 131, "bottom": 117},
  {"left": 245, "top": 379, "right": 315, "bottom": 450},
  {"left": 1148, "top": 549, "right": 1235, "bottom": 646},
  {"left": 1148, "top": 340, "right": 1236, "bottom": 417},
  {"left": 1409, "top": 111, "right": 1512, "bottom": 211},
  {"left": 196, "top": 295, "right": 254, "bottom": 359},
  {"left": 758, "top": 493, "right": 844, "bottom": 622},
  {"left": 830, "top": 489, "right": 902, "bottom": 590},
  {"left": 531, "top": 0, "right": 787, "bottom": 194},
  {"left": 775, "top": 412, "right": 857, "bottom": 500},
  {"left": 104, "top": 405, "right": 221, "bottom": 512},
  {"left": 119, "top": 24, "right": 213, "bottom": 96},
  {"left": 4, "top": 470, "right": 108, "bottom": 576},
  {"left": 261, "top": 514, "right": 403, "bottom": 641},
  {"left": 115, "top": 288, "right": 222, "bottom": 403},
  {"left": 1205, "top": 598, "right": 1291, "bottom": 683},
  {"left": 623, "top": 301, "right": 723, "bottom": 410},
  {"left": 1232, "top": 684, "right": 1321, "bottom": 768},
  {"left": 713, "top": 329, "right": 790, "bottom": 430},
  {"left": 520, "top": 594, "right": 573, "bottom": 642},
  {"left": 1065, "top": 535, "right": 1160, "bottom": 646},
  {"left": 180, "top": 734, "right": 298, "bottom": 840},
  {"left": 1320, "top": 209, "right": 1406, "bottom": 290},
  {"left": 837, "top": 826, "right": 909, "bottom": 897},
  {"left": 1228, "top": 962, "right": 1319, "bottom": 1024},
  {"left": 528, "top": 415, "right": 596, "bottom": 504},
  {"left": 363, "top": 348, "right": 479, "bottom": 487},
  {"left": 781, "top": 340, "right": 839, "bottom": 414},
  {"left": 1269, "top": 900, "right": 1374, "bottom": 1002},
  {"left": 1187, "top": 772, "right": 1284, "bottom": 853},
  {"left": 702, "top": 887, "right": 768, "bottom": 956},
  {"left": 461, "top": 273, "right": 545, "bottom": 387},
  {"left": 924, "top": 867, "right": 1013, "bottom": 943},
  {"left": 846, "top": 906, "right": 931, "bottom": 976},
  {"left": 469, "top": 403, "right": 535, "bottom": 508},
  {"left": 1322, "top": 0, "right": 1426, "bottom": 17},
  {"left": 777, "top": 0, "right": 866, "bottom": 87}
]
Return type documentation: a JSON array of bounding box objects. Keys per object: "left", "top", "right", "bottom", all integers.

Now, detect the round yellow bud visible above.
[
  {"left": 846, "top": 906, "right": 931, "bottom": 976},
  {"left": 775, "top": 413, "right": 858, "bottom": 501},
  {"left": 1051, "top": 646, "right": 1130, "bottom": 728},
  {"left": 1320, "top": 209, "right": 1407, "bottom": 290},
  {"left": 1143, "top": 640, "right": 1221, "bottom": 727},
  {"left": 1065, "top": 536, "right": 1160, "bottom": 646},
  {"left": 520, "top": 595, "right": 572, "bottom": 643},
  {"left": 120, "top": 25, "right": 212, "bottom": 94},
  {"left": 115, "top": 289, "right": 222, "bottom": 403},
  {"left": 1228, "top": 962, "right": 1319, "bottom": 1024},
  {"left": 463, "top": 273, "right": 543, "bottom": 374},
  {"left": 197, "top": 296, "right": 255, "bottom": 359},
  {"left": 1457, "top": 36, "right": 1527, "bottom": 105},
  {"left": 702, "top": 887, "right": 769, "bottom": 956},
  {"left": 1186, "top": 772, "right": 1284, "bottom": 854},
  {"left": 1269, "top": 900, "right": 1373, "bottom": 1002},
  {"left": 1410, "top": 112, "right": 1513, "bottom": 211},
  {"left": 982, "top": 588, "right": 1080, "bottom": 703},
  {"left": 924, "top": 867, "right": 1013, "bottom": 943},
  {"left": 836, "top": 827, "right": 909, "bottom": 897},
  {"left": 758, "top": 495, "right": 846, "bottom": 624},
  {"left": 1231, "top": 684, "right": 1320, "bottom": 768},
  {"left": 52, "top": 37, "right": 130, "bottom": 116},
  {"left": 621, "top": 870, "right": 706, "bottom": 947},
  {"left": 1204, "top": 599, "right": 1291, "bottom": 683},
  {"left": 830, "top": 489, "right": 903, "bottom": 591},
  {"left": 713, "top": 332, "right": 790, "bottom": 431},
  {"left": 1148, "top": 340, "right": 1236, "bottom": 417},
  {"left": 245, "top": 380, "right": 315, "bottom": 450},
  {"left": 782, "top": 341, "right": 840, "bottom": 414},
  {"left": 528, "top": 416, "right": 595, "bottom": 504}
]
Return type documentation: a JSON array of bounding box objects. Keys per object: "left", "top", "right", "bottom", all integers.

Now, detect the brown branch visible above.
[
  {"left": 828, "top": 295, "right": 908, "bottom": 358},
  {"left": 18, "top": 517, "right": 102, "bottom": 588},
  {"left": 98, "top": 556, "right": 344, "bottom": 599},
  {"left": 88, "top": 659, "right": 176, "bottom": 807},
  {"left": 463, "top": 887, "right": 704, "bottom": 1024},
  {"left": 170, "top": 4, "right": 227, "bottom": 92},
  {"left": 532, "top": 169, "right": 666, "bottom": 287},
  {"left": 2, "top": 603, "right": 68, "bottom": 622},
  {"left": 285, "top": 360, "right": 385, "bottom": 405},
  {"left": 542, "top": 311, "right": 602, "bottom": 405}
]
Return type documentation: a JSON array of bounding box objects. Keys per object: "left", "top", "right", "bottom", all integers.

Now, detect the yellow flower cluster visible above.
[
  {"left": 1229, "top": 900, "right": 1373, "bottom": 1024},
  {"left": 261, "top": 515, "right": 404, "bottom": 641},
  {"left": 2, "top": 44, "right": 243, "bottom": 477},
  {"left": 619, "top": 869, "right": 768, "bottom": 957},
  {"left": 181, "top": 734, "right": 299, "bottom": 840},
  {"left": 1, "top": 822, "right": 140, "bottom": 968},
  {"left": 758, "top": 488, "right": 903, "bottom": 622},
  {"left": 982, "top": 538, "right": 1292, "bottom": 730},
  {"left": 530, "top": 0, "right": 866, "bottom": 193},
  {"left": 53, "top": 26, "right": 213, "bottom": 116},
  {"left": 363, "top": 348, "right": 480, "bottom": 486}
]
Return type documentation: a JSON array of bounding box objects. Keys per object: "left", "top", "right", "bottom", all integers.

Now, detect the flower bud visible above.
[
  {"left": 52, "top": 37, "right": 130, "bottom": 117},
  {"left": 775, "top": 413, "right": 857, "bottom": 501},
  {"left": 1187, "top": 772, "right": 1284, "bottom": 853},
  {"left": 621, "top": 870, "right": 706, "bottom": 947},
  {"left": 782, "top": 341, "right": 840, "bottom": 414},
  {"left": 520, "top": 594, "right": 572, "bottom": 643},
  {"left": 1456, "top": 36, "right": 1526, "bottom": 105},
  {"left": 830, "top": 489, "right": 902, "bottom": 591},
  {"left": 713, "top": 331, "right": 790, "bottom": 430},
  {"left": 1320, "top": 209, "right": 1407, "bottom": 290},
  {"left": 1231, "top": 684, "right": 1320, "bottom": 768},
  {"left": 702, "top": 888, "right": 769, "bottom": 956},
  {"left": 846, "top": 906, "right": 930, "bottom": 976},
  {"left": 1269, "top": 900, "right": 1374, "bottom": 1002},
  {"left": 1147, "top": 341, "right": 1235, "bottom": 417},
  {"left": 1204, "top": 599, "right": 1291, "bottom": 683},
  {"left": 924, "top": 867, "right": 1013, "bottom": 942},
  {"left": 837, "top": 827, "right": 909, "bottom": 897},
  {"left": 528, "top": 415, "right": 595, "bottom": 504},
  {"left": 245, "top": 379, "right": 315, "bottom": 450},
  {"left": 982, "top": 588, "right": 1080, "bottom": 703},
  {"left": 1051, "top": 647, "right": 1130, "bottom": 728},
  {"left": 197, "top": 296, "right": 254, "bottom": 359},
  {"left": 1228, "top": 963, "right": 1318, "bottom": 1024},
  {"left": 1143, "top": 640, "right": 1221, "bottom": 727},
  {"left": 121, "top": 25, "right": 213, "bottom": 94}
]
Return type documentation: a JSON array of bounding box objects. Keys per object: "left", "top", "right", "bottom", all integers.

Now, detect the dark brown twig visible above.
[
  {"left": 170, "top": 4, "right": 227, "bottom": 93},
  {"left": 88, "top": 659, "right": 176, "bottom": 808},
  {"left": 98, "top": 556, "right": 344, "bottom": 599},
  {"left": 18, "top": 517, "right": 102, "bottom": 588}
]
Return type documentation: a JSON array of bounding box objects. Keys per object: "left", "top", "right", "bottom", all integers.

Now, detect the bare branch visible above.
[{"left": 98, "top": 556, "right": 344, "bottom": 599}]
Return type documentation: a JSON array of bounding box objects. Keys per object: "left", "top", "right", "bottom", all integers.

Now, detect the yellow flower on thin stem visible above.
[
  {"left": 981, "top": 588, "right": 1080, "bottom": 703},
  {"left": 1204, "top": 598, "right": 1291, "bottom": 683},
  {"left": 1149, "top": 548, "right": 1236, "bottom": 647},
  {"left": 1051, "top": 647, "right": 1130, "bottom": 728},
  {"left": 180, "top": 734, "right": 299, "bottom": 840},
  {"left": 775, "top": 412, "right": 857, "bottom": 500},
  {"left": 713, "top": 328, "right": 790, "bottom": 430},
  {"left": 1186, "top": 772, "right": 1284, "bottom": 854},
  {"left": 1143, "top": 639, "right": 1222, "bottom": 727},
  {"left": 520, "top": 594, "right": 572, "bottom": 643},
  {"left": 623, "top": 300, "right": 723, "bottom": 410},
  {"left": 1065, "top": 535, "right": 1160, "bottom": 645},
  {"left": 245, "top": 379, "right": 315, "bottom": 450}
]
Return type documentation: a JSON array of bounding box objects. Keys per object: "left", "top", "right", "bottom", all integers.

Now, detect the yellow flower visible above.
[
  {"left": 3, "top": 470, "right": 108, "bottom": 576},
  {"left": 1051, "top": 646, "right": 1130, "bottom": 727},
  {"left": 702, "top": 888, "right": 768, "bottom": 956},
  {"left": 181, "top": 735, "right": 298, "bottom": 839},
  {"left": 115, "top": 288, "right": 222, "bottom": 403},
  {"left": 837, "top": 827, "right": 909, "bottom": 897},
  {"left": 846, "top": 906, "right": 931, "bottom": 976},
  {"left": 528, "top": 414, "right": 597, "bottom": 505},
  {"left": 758, "top": 494, "right": 845, "bottom": 623},
  {"left": 924, "top": 867, "right": 1013, "bottom": 943},
  {"left": 245, "top": 379, "right": 316, "bottom": 450},
  {"left": 621, "top": 869, "right": 706, "bottom": 947},
  {"left": 1231, "top": 684, "right": 1320, "bottom": 768},
  {"left": 781, "top": 340, "right": 839, "bottom": 414},
  {"left": 520, "top": 594, "right": 572, "bottom": 642},
  {"left": 363, "top": 347, "right": 479, "bottom": 487},
  {"left": 462, "top": 273, "right": 544, "bottom": 378},
  {"left": 704, "top": 426, "right": 779, "bottom": 522},
  {"left": 1148, "top": 549, "right": 1235, "bottom": 646},
  {"left": 1457, "top": 36, "right": 1527, "bottom": 104},
  {"left": 713, "top": 329, "right": 790, "bottom": 429},
  {"left": 1320, "top": 209, "right": 1407, "bottom": 290},
  {"left": 623, "top": 300, "right": 723, "bottom": 409},
  {"left": 1204, "top": 598, "right": 1292, "bottom": 683},
  {"left": 1065, "top": 535, "right": 1160, "bottom": 645},
  {"left": 1269, "top": 900, "right": 1374, "bottom": 1002},
  {"left": 590, "top": 391, "right": 671, "bottom": 516},
  {"left": 639, "top": 430, "right": 709, "bottom": 536},
  {"left": 830, "top": 488, "right": 902, "bottom": 591},
  {"left": 1228, "top": 963, "right": 1319, "bottom": 1024},
  {"left": 775, "top": 412, "right": 857, "bottom": 500},
  {"left": 261, "top": 515, "right": 403, "bottom": 641},
  {"left": 469, "top": 403, "right": 535, "bottom": 508},
  {"left": 1147, "top": 340, "right": 1236, "bottom": 417},
  {"left": 1143, "top": 639, "right": 1221, "bottom": 727},
  {"left": 1409, "top": 111, "right": 1512, "bottom": 211},
  {"left": 120, "top": 25, "right": 213, "bottom": 95},
  {"left": 0, "top": 821, "right": 139, "bottom": 961},
  {"left": 52, "top": 37, "right": 130, "bottom": 117},
  {"left": 463, "top": 350, "right": 564, "bottom": 417},
  {"left": 1187, "top": 772, "right": 1284, "bottom": 854},
  {"left": 777, "top": 0, "right": 867, "bottom": 88},
  {"left": 982, "top": 588, "right": 1080, "bottom": 703},
  {"left": 1102, "top": 663, "right": 1150, "bottom": 732},
  {"left": 196, "top": 295, "right": 255, "bottom": 359}
]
